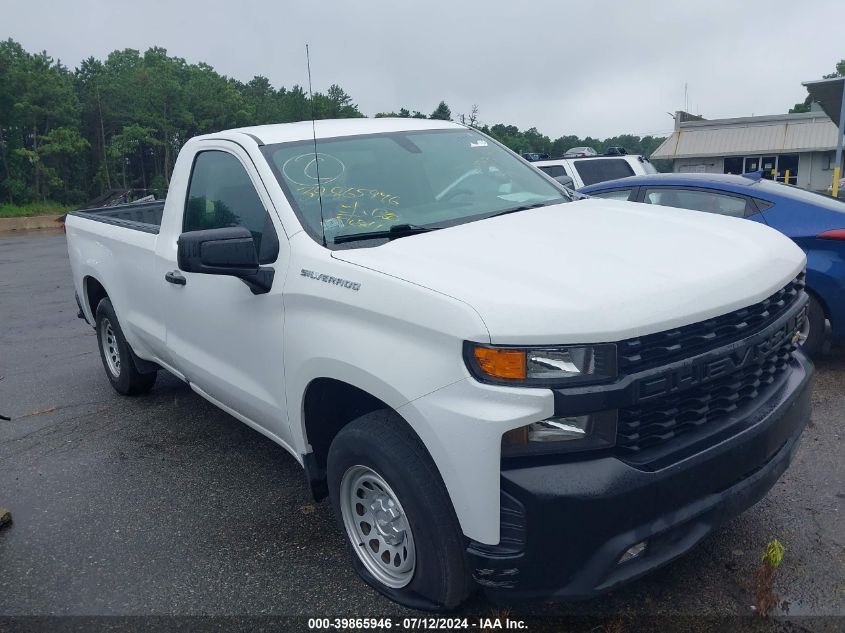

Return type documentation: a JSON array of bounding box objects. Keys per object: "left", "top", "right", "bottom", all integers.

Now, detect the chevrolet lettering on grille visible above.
[{"left": 635, "top": 303, "right": 806, "bottom": 402}]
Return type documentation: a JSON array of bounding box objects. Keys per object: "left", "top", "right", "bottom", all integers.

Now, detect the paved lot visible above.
[{"left": 0, "top": 233, "right": 843, "bottom": 627}]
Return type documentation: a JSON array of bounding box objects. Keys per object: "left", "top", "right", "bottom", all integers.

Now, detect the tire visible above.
[
  {"left": 95, "top": 297, "right": 157, "bottom": 395},
  {"left": 327, "top": 410, "right": 472, "bottom": 610},
  {"left": 799, "top": 294, "right": 826, "bottom": 359}
]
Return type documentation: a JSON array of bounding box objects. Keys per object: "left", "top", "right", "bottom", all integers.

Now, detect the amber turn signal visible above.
[{"left": 472, "top": 347, "right": 527, "bottom": 380}]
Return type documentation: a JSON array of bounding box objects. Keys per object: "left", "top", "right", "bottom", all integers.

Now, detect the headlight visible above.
[
  {"left": 502, "top": 410, "right": 617, "bottom": 456},
  {"left": 464, "top": 341, "right": 617, "bottom": 386}
]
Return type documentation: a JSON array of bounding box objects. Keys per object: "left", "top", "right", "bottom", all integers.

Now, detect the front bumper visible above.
[{"left": 468, "top": 352, "right": 813, "bottom": 601}]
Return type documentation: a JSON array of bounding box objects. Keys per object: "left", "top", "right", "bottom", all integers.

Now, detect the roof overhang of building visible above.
[
  {"left": 650, "top": 112, "right": 839, "bottom": 160},
  {"left": 803, "top": 76, "right": 845, "bottom": 128}
]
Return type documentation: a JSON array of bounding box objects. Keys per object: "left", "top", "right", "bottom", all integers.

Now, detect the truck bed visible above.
[{"left": 69, "top": 200, "right": 164, "bottom": 234}]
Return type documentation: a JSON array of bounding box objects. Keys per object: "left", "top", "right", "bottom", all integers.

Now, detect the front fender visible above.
[{"left": 398, "top": 379, "right": 553, "bottom": 545}]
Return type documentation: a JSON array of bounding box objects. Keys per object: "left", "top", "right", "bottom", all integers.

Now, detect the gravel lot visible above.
[{"left": 0, "top": 232, "right": 842, "bottom": 630}]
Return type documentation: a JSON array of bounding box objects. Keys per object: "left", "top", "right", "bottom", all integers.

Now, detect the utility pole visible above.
[{"left": 832, "top": 78, "right": 845, "bottom": 198}]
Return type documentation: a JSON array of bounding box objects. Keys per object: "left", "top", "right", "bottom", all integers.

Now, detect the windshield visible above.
[{"left": 262, "top": 128, "right": 568, "bottom": 246}]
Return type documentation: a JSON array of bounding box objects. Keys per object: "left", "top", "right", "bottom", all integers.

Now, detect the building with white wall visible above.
[{"left": 652, "top": 109, "right": 842, "bottom": 192}]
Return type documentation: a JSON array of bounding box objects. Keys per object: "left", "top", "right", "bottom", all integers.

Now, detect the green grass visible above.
[{"left": 0, "top": 202, "right": 77, "bottom": 218}]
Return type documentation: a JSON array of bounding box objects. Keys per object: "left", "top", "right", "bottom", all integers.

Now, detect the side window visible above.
[
  {"left": 643, "top": 188, "right": 748, "bottom": 218},
  {"left": 538, "top": 165, "right": 567, "bottom": 178},
  {"left": 589, "top": 188, "right": 634, "bottom": 202},
  {"left": 184, "top": 151, "right": 279, "bottom": 263},
  {"left": 574, "top": 159, "right": 635, "bottom": 186}
]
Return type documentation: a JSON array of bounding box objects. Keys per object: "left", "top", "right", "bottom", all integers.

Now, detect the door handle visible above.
[{"left": 165, "top": 271, "right": 187, "bottom": 286}]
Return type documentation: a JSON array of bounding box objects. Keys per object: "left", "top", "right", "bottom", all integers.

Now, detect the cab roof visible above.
[{"left": 199, "top": 118, "right": 463, "bottom": 146}]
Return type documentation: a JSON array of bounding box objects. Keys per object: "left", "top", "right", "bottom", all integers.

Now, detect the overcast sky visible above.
[{"left": 2, "top": 0, "right": 842, "bottom": 139}]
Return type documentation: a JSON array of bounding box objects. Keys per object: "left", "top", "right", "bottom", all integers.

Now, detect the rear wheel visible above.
[
  {"left": 798, "top": 294, "right": 826, "bottom": 359},
  {"left": 95, "top": 298, "right": 157, "bottom": 395},
  {"left": 327, "top": 411, "right": 472, "bottom": 610}
]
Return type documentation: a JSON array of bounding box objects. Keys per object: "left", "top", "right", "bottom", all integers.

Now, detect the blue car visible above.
[{"left": 580, "top": 173, "right": 845, "bottom": 357}]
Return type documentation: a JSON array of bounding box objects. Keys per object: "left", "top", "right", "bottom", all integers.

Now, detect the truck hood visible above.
[{"left": 332, "top": 199, "right": 806, "bottom": 344}]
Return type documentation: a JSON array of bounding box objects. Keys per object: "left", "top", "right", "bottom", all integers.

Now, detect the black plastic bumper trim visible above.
[{"left": 468, "top": 354, "right": 812, "bottom": 600}]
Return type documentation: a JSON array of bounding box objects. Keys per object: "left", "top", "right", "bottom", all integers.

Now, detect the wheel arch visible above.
[
  {"left": 83, "top": 275, "right": 109, "bottom": 321},
  {"left": 300, "top": 376, "right": 425, "bottom": 502},
  {"left": 81, "top": 275, "right": 159, "bottom": 375}
]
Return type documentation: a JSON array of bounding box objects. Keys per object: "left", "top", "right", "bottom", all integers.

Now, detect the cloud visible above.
[{"left": 2, "top": 0, "right": 841, "bottom": 139}]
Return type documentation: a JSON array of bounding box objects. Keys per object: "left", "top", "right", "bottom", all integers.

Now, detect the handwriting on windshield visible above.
[
  {"left": 295, "top": 184, "right": 401, "bottom": 207},
  {"left": 334, "top": 200, "right": 399, "bottom": 229},
  {"left": 294, "top": 184, "right": 403, "bottom": 230},
  {"left": 283, "top": 153, "right": 345, "bottom": 186}
]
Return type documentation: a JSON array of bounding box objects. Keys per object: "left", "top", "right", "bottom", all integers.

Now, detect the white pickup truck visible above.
[{"left": 66, "top": 118, "right": 813, "bottom": 609}]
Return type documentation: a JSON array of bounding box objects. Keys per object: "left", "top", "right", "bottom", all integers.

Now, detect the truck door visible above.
[{"left": 155, "top": 141, "right": 292, "bottom": 447}]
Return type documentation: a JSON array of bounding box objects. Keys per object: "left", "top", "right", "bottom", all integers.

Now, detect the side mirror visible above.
[
  {"left": 177, "top": 226, "right": 274, "bottom": 294},
  {"left": 554, "top": 175, "right": 575, "bottom": 189}
]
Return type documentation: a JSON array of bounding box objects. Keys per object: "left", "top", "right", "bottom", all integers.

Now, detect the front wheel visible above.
[
  {"left": 339, "top": 464, "right": 417, "bottom": 589},
  {"left": 327, "top": 411, "right": 472, "bottom": 610}
]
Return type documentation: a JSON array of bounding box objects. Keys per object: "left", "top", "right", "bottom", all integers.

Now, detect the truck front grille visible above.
[
  {"left": 618, "top": 273, "right": 805, "bottom": 374},
  {"left": 616, "top": 331, "right": 797, "bottom": 455},
  {"left": 614, "top": 273, "right": 806, "bottom": 456}
]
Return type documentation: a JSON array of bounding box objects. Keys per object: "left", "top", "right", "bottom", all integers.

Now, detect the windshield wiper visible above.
[
  {"left": 486, "top": 202, "right": 551, "bottom": 219},
  {"left": 333, "top": 223, "right": 441, "bottom": 245}
]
